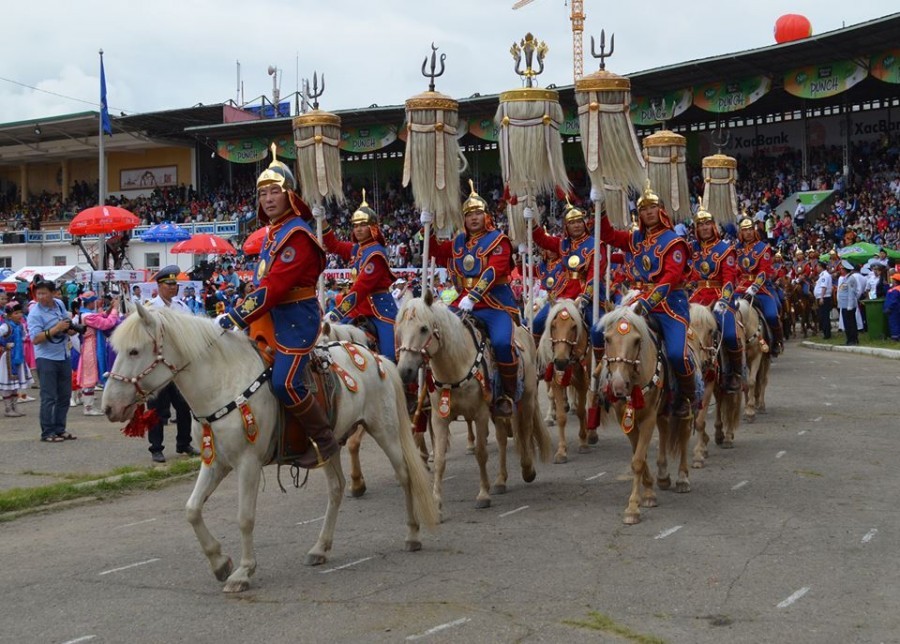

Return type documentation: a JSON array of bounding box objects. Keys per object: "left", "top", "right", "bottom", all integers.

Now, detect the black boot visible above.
[
  {"left": 495, "top": 361, "right": 519, "bottom": 418},
  {"left": 673, "top": 372, "right": 697, "bottom": 419},
  {"left": 285, "top": 395, "right": 340, "bottom": 469},
  {"left": 771, "top": 321, "right": 785, "bottom": 356},
  {"left": 723, "top": 347, "right": 744, "bottom": 394}
]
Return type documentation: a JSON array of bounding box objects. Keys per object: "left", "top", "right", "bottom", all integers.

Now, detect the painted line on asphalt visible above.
[
  {"left": 99, "top": 558, "right": 160, "bottom": 576},
  {"left": 824, "top": 402, "right": 833, "bottom": 406},
  {"left": 654, "top": 525, "right": 683, "bottom": 540},
  {"left": 296, "top": 515, "right": 325, "bottom": 526},
  {"left": 732, "top": 480, "right": 749, "bottom": 491},
  {"left": 776, "top": 586, "right": 810, "bottom": 608},
  {"left": 444, "top": 475, "right": 456, "bottom": 481},
  {"left": 319, "top": 556, "right": 373, "bottom": 574},
  {"left": 776, "top": 451, "right": 786, "bottom": 459},
  {"left": 61, "top": 637, "right": 96, "bottom": 644},
  {"left": 406, "top": 617, "right": 471, "bottom": 641},
  {"left": 115, "top": 518, "right": 157, "bottom": 529},
  {"left": 809, "top": 416, "right": 822, "bottom": 422},
  {"left": 499, "top": 505, "right": 530, "bottom": 518},
  {"left": 862, "top": 528, "right": 878, "bottom": 544},
  {"left": 585, "top": 471, "right": 607, "bottom": 481},
  {"left": 798, "top": 430, "right": 807, "bottom": 436}
]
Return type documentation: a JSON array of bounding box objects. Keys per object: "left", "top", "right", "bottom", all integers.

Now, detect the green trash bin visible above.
[{"left": 864, "top": 298, "right": 887, "bottom": 340}]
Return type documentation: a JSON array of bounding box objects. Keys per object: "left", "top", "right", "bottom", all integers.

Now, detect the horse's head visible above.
[
  {"left": 102, "top": 303, "right": 183, "bottom": 421},
  {"left": 600, "top": 308, "right": 648, "bottom": 400},
  {"left": 539, "top": 300, "right": 585, "bottom": 373},
  {"left": 394, "top": 294, "right": 441, "bottom": 384},
  {"left": 688, "top": 303, "right": 719, "bottom": 378}
]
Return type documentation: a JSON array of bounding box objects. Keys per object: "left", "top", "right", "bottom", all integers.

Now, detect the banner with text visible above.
[
  {"left": 469, "top": 117, "right": 500, "bottom": 142},
  {"left": 693, "top": 76, "right": 771, "bottom": 113},
  {"left": 783, "top": 60, "right": 868, "bottom": 99},
  {"left": 870, "top": 49, "right": 900, "bottom": 85},
  {"left": 217, "top": 138, "right": 269, "bottom": 163},
  {"left": 340, "top": 125, "right": 398, "bottom": 153},
  {"left": 631, "top": 88, "right": 693, "bottom": 125}
]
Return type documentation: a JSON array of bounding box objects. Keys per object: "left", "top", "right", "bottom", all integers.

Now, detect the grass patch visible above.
[
  {"left": 805, "top": 331, "right": 899, "bottom": 350},
  {"left": 563, "top": 611, "right": 666, "bottom": 644},
  {"left": 0, "top": 459, "right": 200, "bottom": 517}
]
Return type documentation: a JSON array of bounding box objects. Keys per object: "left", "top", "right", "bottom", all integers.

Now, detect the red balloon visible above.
[{"left": 774, "top": 14, "right": 812, "bottom": 44}]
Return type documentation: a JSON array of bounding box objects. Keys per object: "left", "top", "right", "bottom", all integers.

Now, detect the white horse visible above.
[
  {"left": 102, "top": 304, "right": 438, "bottom": 593},
  {"left": 737, "top": 299, "right": 771, "bottom": 423},
  {"left": 394, "top": 291, "right": 551, "bottom": 517}
]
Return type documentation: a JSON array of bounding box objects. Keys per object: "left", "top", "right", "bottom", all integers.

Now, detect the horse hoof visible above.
[
  {"left": 522, "top": 467, "right": 536, "bottom": 483},
  {"left": 623, "top": 514, "right": 641, "bottom": 525},
  {"left": 554, "top": 454, "right": 568, "bottom": 464},
  {"left": 213, "top": 557, "right": 233, "bottom": 582},
  {"left": 676, "top": 481, "right": 692, "bottom": 493},
  {"left": 465, "top": 446, "right": 475, "bottom": 455},
  {"left": 642, "top": 497, "right": 658, "bottom": 508},
  {"left": 405, "top": 540, "right": 422, "bottom": 552},
  {"left": 721, "top": 440, "right": 734, "bottom": 449},
  {"left": 657, "top": 476, "right": 672, "bottom": 490},
  {"left": 691, "top": 460, "right": 705, "bottom": 469},
  {"left": 587, "top": 431, "right": 599, "bottom": 445},
  {"left": 577, "top": 445, "right": 590, "bottom": 454},
  {"left": 304, "top": 553, "right": 327, "bottom": 567},
  {"left": 714, "top": 434, "right": 724, "bottom": 446},
  {"left": 350, "top": 484, "right": 367, "bottom": 498},
  {"left": 744, "top": 414, "right": 756, "bottom": 424},
  {"left": 223, "top": 579, "right": 250, "bottom": 593},
  {"left": 474, "top": 498, "right": 491, "bottom": 509},
  {"left": 489, "top": 484, "right": 507, "bottom": 495}
]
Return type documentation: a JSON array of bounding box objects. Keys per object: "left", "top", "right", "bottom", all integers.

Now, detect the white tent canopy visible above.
[{"left": 1, "top": 265, "right": 90, "bottom": 284}]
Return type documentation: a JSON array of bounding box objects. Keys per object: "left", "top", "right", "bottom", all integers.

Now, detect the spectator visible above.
[
  {"left": 884, "top": 273, "right": 900, "bottom": 341},
  {"left": 1, "top": 300, "right": 34, "bottom": 417}
]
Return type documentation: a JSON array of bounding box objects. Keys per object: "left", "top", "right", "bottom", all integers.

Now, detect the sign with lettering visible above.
[
  {"left": 631, "top": 88, "right": 692, "bottom": 125},
  {"left": 784, "top": 60, "right": 867, "bottom": 99},
  {"left": 693, "top": 77, "right": 771, "bottom": 113},
  {"left": 870, "top": 49, "right": 900, "bottom": 85}
]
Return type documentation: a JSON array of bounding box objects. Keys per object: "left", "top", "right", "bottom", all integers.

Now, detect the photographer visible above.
[
  {"left": 26, "top": 280, "right": 79, "bottom": 443},
  {"left": 73, "top": 291, "right": 120, "bottom": 415}
]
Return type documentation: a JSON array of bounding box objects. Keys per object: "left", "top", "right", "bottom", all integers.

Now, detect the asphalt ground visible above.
[{"left": 1, "top": 339, "right": 899, "bottom": 643}]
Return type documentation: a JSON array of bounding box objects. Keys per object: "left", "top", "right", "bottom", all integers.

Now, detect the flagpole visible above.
[{"left": 98, "top": 49, "right": 108, "bottom": 269}]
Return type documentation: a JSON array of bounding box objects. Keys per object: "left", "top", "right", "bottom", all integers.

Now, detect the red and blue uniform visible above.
[
  {"left": 735, "top": 239, "right": 781, "bottom": 333},
  {"left": 689, "top": 237, "right": 740, "bottom": 352}
]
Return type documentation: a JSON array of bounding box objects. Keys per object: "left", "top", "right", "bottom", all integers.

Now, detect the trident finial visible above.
[
  {"left": 421, "top": 43, "right": 446, "bottom": 93},
  {"left": 303, "top": 71, "right": 325, "bottom": 110},
  {"left": 589, "top": 29, "right": 615, "bottom": 70},
  {"left": 712, "top": 125, "right": 731, "bottom": 154},
  {"left": 511, "top": 33, "right": 549, "bottom": 88}
]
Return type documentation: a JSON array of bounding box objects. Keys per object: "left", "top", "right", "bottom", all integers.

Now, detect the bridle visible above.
[
  {"left": 106, "top": 325, "right": 193, "bottom": 405},
  {"left": 396, "top": 325, "right": 441, "bottom": 364}
]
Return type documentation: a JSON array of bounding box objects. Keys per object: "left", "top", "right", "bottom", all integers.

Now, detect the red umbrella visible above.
[
  {"left": 68, "top": 205, "right": 140, "bottom": 235},
  {"left": 242, "top": 227, "right": 269, "bottom": 255},
  {"left": 171, "top": 233, "right": 237, "bottom": 255}
]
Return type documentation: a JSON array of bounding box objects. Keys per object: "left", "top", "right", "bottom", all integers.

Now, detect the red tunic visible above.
[{"left": 323, "top": 231, "right": 394, "bottom": 318}]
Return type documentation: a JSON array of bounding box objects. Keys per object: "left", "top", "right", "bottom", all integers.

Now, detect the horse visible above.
[
  {"left": 537, "top": 300, "right": 592, "bottom": 464},
  {"left": 596, "top": 306, "right": 693, "bottom": 525},
  {"left": 688, "top": 304, "right": 743, "bottom": 468},
  {"left": 788, "top": 281, "right": 816, "bottom": 338},
  {"left": 102, "top": 304, "right": 438, "bottom": 593},
  {"left": 394, "top": 291, "right": 551, "bottom": 517},
  {"left": 738, "top": 298, "right": 771, "bottom": 423}
]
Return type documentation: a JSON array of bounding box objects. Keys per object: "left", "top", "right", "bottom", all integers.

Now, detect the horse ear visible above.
[
  {"left": 135, "top": 301, "right": 156, "bottom": 332},
  {"left": 423, "top": 288, "right": 434, "bottom": 307},
  {"left": 322, "top": 320, "right": 332, "bottom": 337}
]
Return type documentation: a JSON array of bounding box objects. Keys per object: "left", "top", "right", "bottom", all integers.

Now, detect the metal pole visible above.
[
  {"left": 526, "top": 216, "right": 534, "bottom": 331},
  {"left": 591, "top": 200, "right": 601, "bottom": 328},
  {"left": 421, "top": 222, "right": 431, "bottom": 289},
  {"left": 316, "top": 216, "right": 325, "bottom": 309}
]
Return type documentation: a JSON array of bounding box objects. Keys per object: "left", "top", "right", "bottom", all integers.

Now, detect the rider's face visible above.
[
  {"left": 696, "top": 220, "right": 715, "bottom": 241},
  {"left": 258, "top": 186, "right": 290, "bottom": 221},
  {"left": 565, "top": 218, "right": 586, "bottom": 238},
  {"left": 352, "top": 223, "right": 373, "bottom": 243},
  {"left": 638, "top": 204, "right": 660, "bottom": 229},
  {"left": 465, "top": 209, "right": 486, "bottom": 234}
]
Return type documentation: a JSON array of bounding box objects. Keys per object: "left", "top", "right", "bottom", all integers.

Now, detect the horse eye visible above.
[
  {"left": 420, "top": 325, "right": 428, "bottom": 334},
  {"left": 128, "top": 349, "right": 139, "bottom": 356}
]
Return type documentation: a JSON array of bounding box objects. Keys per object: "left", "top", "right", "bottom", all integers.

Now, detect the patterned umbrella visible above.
[
  {"left": 171, "top": 233, "right": 237, "bottom": 255},
  {"left": 242, "top": 227, "right": 269, "bottom": 255},
  {"left": 140, "top": 222, "right": 191, "bottom": 243},
  {"left": 69, "top": 205, "right": 140, "bottom": 235}
]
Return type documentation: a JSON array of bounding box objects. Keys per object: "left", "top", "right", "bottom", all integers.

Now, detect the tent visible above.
[{"left": 1, "top": 265, "right": 89, "bottom": 284}]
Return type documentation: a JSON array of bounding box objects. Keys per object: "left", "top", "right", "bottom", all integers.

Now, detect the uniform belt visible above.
[
  {"left": 568, "top": 271, "right": 583, "bottom": 279},
  {"left": 283, "top": 286, "right": 317, "bottom": 303},
  {"left": 695, "top": 280, "right": 722, "bottom": 289},
  {"left": 463, "top": 277, "right": 508, "bottom": 289}
]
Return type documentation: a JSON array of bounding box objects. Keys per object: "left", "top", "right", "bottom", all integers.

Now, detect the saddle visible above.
[
  {"left": 746, "top": 298, "right": 774, "bottom": 353},
  {"left": 347, "top": 315, "right": 379, "bottom": 352},
  {"left": 460, "top": 314, "right": 525, "bottom": 404}
]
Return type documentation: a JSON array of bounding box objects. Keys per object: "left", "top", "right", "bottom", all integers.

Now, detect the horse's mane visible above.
[
  {"left": 689, "top": 303, "right": 717, "bottom": 341},
  {"left": 601, "top": 306, "right": 655, "bottom": 369},
  {"left": 112, "top": 307, "right": 258, "bottom": 365},
  {"left": 537, "top": 299, "right": 585, "bottom": 366},
  {"left": 397, "top": 296, "right": 473, "bottom": 364}
]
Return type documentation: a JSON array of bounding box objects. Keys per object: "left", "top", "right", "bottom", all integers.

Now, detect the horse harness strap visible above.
[
  {"left": 192, "top": 367, "right": 273, "bottom": 426},
  {"left": 432, "top": 320, "right": 491, "bottom": 418}
]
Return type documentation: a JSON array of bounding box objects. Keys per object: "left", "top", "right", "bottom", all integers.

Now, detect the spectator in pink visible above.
[{"left": 74, "top": 291, "right": 120, "bottom": 415}]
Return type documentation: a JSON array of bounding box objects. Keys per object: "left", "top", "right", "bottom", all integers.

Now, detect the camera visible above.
[{"left": 67, "top": 319, "right": 87, "bottom": 334}]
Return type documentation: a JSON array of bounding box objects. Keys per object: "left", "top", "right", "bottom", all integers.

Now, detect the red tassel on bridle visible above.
[
  {"left": 630, "top": 385, "right": 645, "bottom": 410},
  {"left": 120, "top": 403, "right": 160, "bottom": 438}
]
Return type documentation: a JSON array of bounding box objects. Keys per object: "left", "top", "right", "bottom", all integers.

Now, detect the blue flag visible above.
[{"left": 100, "top": 56, "right": 112, "bottom": 135}]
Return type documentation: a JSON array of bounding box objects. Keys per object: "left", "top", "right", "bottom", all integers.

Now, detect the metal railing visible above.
[{"left": 10, "top": 221, "right": 241, "bottom": 245}]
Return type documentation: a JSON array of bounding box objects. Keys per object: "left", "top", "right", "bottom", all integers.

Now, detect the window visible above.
[
  {"left": 0, "top": 257, "right": 11, "bottom": 268},
  {"left": 145, "top": 253, "right": 160, "bottom": 269},
  {"left": 53, "top": 256, "right": 66, "bottom": 266}
]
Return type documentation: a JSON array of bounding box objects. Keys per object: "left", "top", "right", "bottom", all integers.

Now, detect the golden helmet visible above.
[
  {"left": 256, "top": 143, "right": 296, "bottom": 193},
  {"left": 350, "top": 188, "right": 378, "bottom": 226},
  {"left": 563, "top": 197, "right": 586, "bottom": 223},
  {"left": 774, "top": 252, "right": 783, "bottom": 260},
  {"left": 462, "top": 179, "right": 487, "bottom": 216},
  {"left": 794, "top": 250, "right": 804, "bottom": 258},
  {"left": 738, "top": 217, "right": 755, "bottom": 230},
  {"left": 806, "top": 249, "right": 817, "bottom": 257},
  {"left": 636, "top": 179, "right": 659, "bottom": 209},
  {"left": 694, "top": 206, "right": 714, "bottom": 224}
]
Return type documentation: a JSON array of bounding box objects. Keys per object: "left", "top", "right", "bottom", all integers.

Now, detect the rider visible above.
[
  {"left": 735, "top": 217, "right": 784, "bottom": 356},
  {"left": 426, "top": 182, "right": 519, "bottom": 418},
  {"left": 687, "top": 206, "right": 743, "bottom": 393},
  {"left": 599, "top": 180, "right": 697, "bottom": 418},
  {"left": 532, "top": 246, "right": 564, "bottom": 339},
  {"left": 321, "top": 190, "right": 398, "bottom": 361},
  {"left": 218, "top": 146, "right": 338, "bottom": 469}
]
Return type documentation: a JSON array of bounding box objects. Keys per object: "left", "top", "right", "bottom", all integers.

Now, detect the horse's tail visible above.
[
  {"left": 667, "top": 416, "right": 692, "bottom": 461},
  {"left": 387, "top": 365, "right": 439, "bottom": 530},
  {"left": 718, "top": 390, "right": 742, "bottom": 437},
  {"left": 531, "top": 404, "right": 553, "bottom": 463}
]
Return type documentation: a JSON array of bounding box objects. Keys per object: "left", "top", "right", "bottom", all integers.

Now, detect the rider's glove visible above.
[
  {"left": 713, "top": 300, "right": 728, "bottom": 315},
  {"left": 746, "top": 284, "right": 759, "bottom": 297},
  {"left": 458, "top": 295, "right": 476, "bottom": 312},
  {"left": 522, "top": 206, "right": 534, "bottom": 221},
  {"left": 419, "top": 210, "right": 434, "bottom": 226}
]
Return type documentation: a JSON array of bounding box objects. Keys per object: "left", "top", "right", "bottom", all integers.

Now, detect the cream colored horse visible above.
[
  {"left": 537, "top": 300, "right": 592, "bottom": 464},
  {"left": 738, "top": 299, "right": 770, "bottom": 423}
]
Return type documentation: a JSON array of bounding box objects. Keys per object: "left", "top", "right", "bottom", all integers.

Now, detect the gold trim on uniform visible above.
[
  {"left": 699, "top": 261, "right": 711, "bottom": 274},
  {"left": 350, "top": 267, "right": 358, "bottom": 278},
  {"left": 642, "top": 255, "right": 652, "bottom": 272},
  {"left": 256, "top": 259, "right": 267, "bottom": 280},
  {"left": 241, "top": 295, "right": 259, "bottom": 314},
  {"left": 567, "top": 255, "right": 581, "bottom": 269},
  {"left": 463, "top": 254, "right": 476, "bottom": 271},
  {"left": 545, "top": 276, "right": 555, "bottom": 287}
]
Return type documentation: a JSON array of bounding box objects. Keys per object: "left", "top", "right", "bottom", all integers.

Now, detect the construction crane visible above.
[{"left": 512, "top": 0, "right": 585, "bottom": 82}]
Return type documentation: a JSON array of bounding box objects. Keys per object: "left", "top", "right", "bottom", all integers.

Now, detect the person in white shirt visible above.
[
  {"left": 813, "top": 261, "right": 833, "bottom": 339},
  {"left": 836, "top": 260, "right": 861, "bottom": 345}
]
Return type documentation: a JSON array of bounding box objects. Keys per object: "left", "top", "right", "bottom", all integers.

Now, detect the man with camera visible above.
[{"left": 26, "top": 279, "right": 79, "bottom": 442}]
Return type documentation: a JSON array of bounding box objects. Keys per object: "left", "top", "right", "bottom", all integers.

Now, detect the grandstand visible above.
[{"left": 1, "top": 13, "right": 898, "bottom": 273}]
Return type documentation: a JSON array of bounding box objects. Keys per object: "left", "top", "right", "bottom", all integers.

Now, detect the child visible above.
[{"left": 1, "top": 301, "right": 35, "bottom": 417}]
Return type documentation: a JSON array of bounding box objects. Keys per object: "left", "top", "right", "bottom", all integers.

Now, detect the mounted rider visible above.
[
  {"left": 218, "top": 147, "right": 339, "bottom": 469},
  {"left": 427, "top": 182, "right": 519, "bottom": 418},
  {"left": 598, "top": 180, "right": 697, "bottom": 418},
  {"left": 322, "top": 190, "right": 398, "bottom": 361},
  {"left": 687, "top": 205, "right": 743, "bottom": 393},
  {"left": 735, "top": 217, "right": 784, "bottom": 356}
]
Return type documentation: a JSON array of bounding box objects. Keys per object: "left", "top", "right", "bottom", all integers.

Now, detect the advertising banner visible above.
[
  {"left": 339, "top": 125, "right": 398, "bottom": 153},
  {"left": 631, "top": 88, "right": 693, "bottom": 125},
  {"left": 217, "top": 139, "right": 269, "bottom": 163},
  {"left": 870, "top": 49, "right": 900, "bottom": 85},
  {"left": 693, "top": 76, "right": 771, "bottom": 113},
  {"left": 783, "top": 60, "right": 867, "bottom": 99},
  {"left": 469, "top": 117, "right": 501, "bottom": 142}
]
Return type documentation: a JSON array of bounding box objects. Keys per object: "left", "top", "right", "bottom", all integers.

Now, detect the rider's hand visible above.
[
  {"left": 312, "top": 205, "right": 326, "bottom": 219},
  {"left": 216, "top": 313, "right": 235, "bottom": 330},
  {"left": 419, "top": 210, "right": 434, "bottom": 226},
  {"left": 746, "top": 284, "right": 759, "bottom": 297},
  {"left": 713, "top": 300, "right": 728, "bottom": 314},
  {"left": 590, "top": 186, "right": 599, "bottom": 202},
  {"left": 517, "top": 243, "right": 528, "bottom": 255},
  {"left": 458, "top": 295, "right": 476, "bottom": 312},
  {"left": 523, "top": 206, "right": 534, "bottom": 221}
]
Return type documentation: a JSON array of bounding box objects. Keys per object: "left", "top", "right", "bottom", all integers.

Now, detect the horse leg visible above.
[
  {"left": 692, "top": 385, "right": 714, "bottom": 468},
  {"left": 474, "top": 415, "right": 495, "bottom": 508},
  {"left": 757, "top": 357, "right": 770, "bottom": 414},
  {"left": 346, "top": 425, "right": 367, "bottom": 498},
  {"left": 305, "top": 454, "right": 345, "bottom": 566},
  {"left": 713, "top": 390, "right": 727, "bottom": 446},
  {"left": 575, "top": 373, "right": 590, "bottom": 455},
  {"left": 625, "top": 414, "right": 656, "bottom": 524},
  {"left": 222, "top": 459, "right": 264, "bottom": 593},
  {"left": 516, "top": 393, "right": 540, "bottom": 483},
  {"left": 552, "top": 382, "right": 569, "bottom": 464},
  {"left": 184, "top": 462, "right": 233, "bottom": 584},
  {"left": 543, "top": 382, "right": 556, "bottom": 427},
  {"left": 431, "top": 416, "right": 451, "bottom": 521},
  {"left": 465, "top": 419, "right": 476, "bottom": 455},
  {"left": 744, "top": 355, "right": 759, "bottom": 423},
  {"left": 674, "top": 416, "right": 692, "bottom": 494},
  {"left": 655, "top": 414, "right": 671, "bottom": 491}
]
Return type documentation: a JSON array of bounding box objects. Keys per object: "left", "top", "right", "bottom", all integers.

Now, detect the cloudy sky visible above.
[{"left": 1, "top": 1, "right": 896, "bottom": 124}]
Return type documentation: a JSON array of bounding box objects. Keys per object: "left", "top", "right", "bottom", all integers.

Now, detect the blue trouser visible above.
[
  {"left": 273, "top": 352, "right": 312, "bottom": 405},
  {"left": 36, "top": 357, "right": 72, "bottom": 440},
  {"left": 341, "top": 315, "right": 396, "bottom": 362},
  {"left": 713, "top": 304, "right": 741, "bottom": 351},
  {"left": 467, "top": 307, "right": 515, "bottom": 364},
  {"left": 271, "top": 300, "right": 320, "bottom": 405},
  {"left": 754, "top": 292, "right": 780, "bottom": 331}
]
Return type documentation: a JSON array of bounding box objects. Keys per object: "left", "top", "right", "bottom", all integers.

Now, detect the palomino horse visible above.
[
  {"left": 597, "top": 307, "right": 693, "bottom": 525},
  {"left": 394, "top": 291, "right": 551, "bottom": 517},
  {"left": 102, "top": 305, "right": 438, "bottom": 593},
  {"left": 738, "top": 298, "right": 771, "bottom": 423},
  {"left": 537, "top": 300, "right": 592, "bottom": 464},
  {"left": 688, "top": 304, "right": 743, "bottom": 468}
]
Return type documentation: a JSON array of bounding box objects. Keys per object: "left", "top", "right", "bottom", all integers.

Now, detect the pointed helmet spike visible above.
[
  {"left": 636, "top": 178, "right": 659, "bottom": 209},
  {"left": 256, "top": 141, "right": 296, "bottom": 192},
  {"left": 462, "top": 179, "right": 487, "bottom": 215},
  {"left": 351, "top": 187, "right": 378, "bottom": 226}
]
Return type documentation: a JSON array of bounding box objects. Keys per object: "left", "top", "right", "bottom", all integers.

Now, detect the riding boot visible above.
[
  {"left": 495, "top": 362, "right": 519, "bottom": 419},
  {"left": 285, "top": 395, "right": 340, "bottom": 469},
  {"left": 770, "top": 321, "right": 785, "bottom": 356},
  {"left": 4, "top": 396, "right": 24, "bottom": 418},
  {"left": 672, "top": 372, "right": 697, "bottom": 419},
  {"left": 723, "top": 347, "right": 744, "bottom": 394}
]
